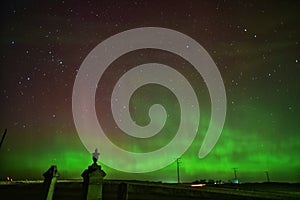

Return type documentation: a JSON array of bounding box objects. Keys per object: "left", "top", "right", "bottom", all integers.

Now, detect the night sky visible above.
[{"left": 0, "top": 0, "right": 299, "bottom": 183}]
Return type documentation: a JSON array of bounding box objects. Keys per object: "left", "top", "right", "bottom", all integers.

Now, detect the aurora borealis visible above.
[{"left": 0, "top": 0, "right": 299, "bottom": 183}]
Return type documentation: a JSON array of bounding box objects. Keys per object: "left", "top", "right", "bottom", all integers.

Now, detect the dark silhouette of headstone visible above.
[
  {"left": 43, "top": 165, "right": 58, "bottom": 200},
  {"left": 82, "top": 149, "right": 106, "bottom": 200},
  {"left": 117, "top": 183, "right": 128, "bottom": 200}
]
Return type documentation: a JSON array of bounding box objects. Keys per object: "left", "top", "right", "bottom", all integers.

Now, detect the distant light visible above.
[
  {"left": 191, "top": 183, "right": 206, "bottom": 187},
  {"left": 232, "top": 179, "right": 239, "bottom": 184},
  {"left": 6, "top": 176, "right": 13, "bottom": 181}
]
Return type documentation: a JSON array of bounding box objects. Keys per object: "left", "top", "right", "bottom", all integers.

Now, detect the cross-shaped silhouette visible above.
[{"left": 93, "top": 148, "right": 100, "bottom": 161}]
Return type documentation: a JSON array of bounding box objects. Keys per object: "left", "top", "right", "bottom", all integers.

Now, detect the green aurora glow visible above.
[{"left": 0, "top": 1, "right": 299, "bottom": 183}]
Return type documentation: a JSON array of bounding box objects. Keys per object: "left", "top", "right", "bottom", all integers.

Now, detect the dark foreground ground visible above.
[{"left": 0, "top": 180, "right": 299, "bottom": 200}]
